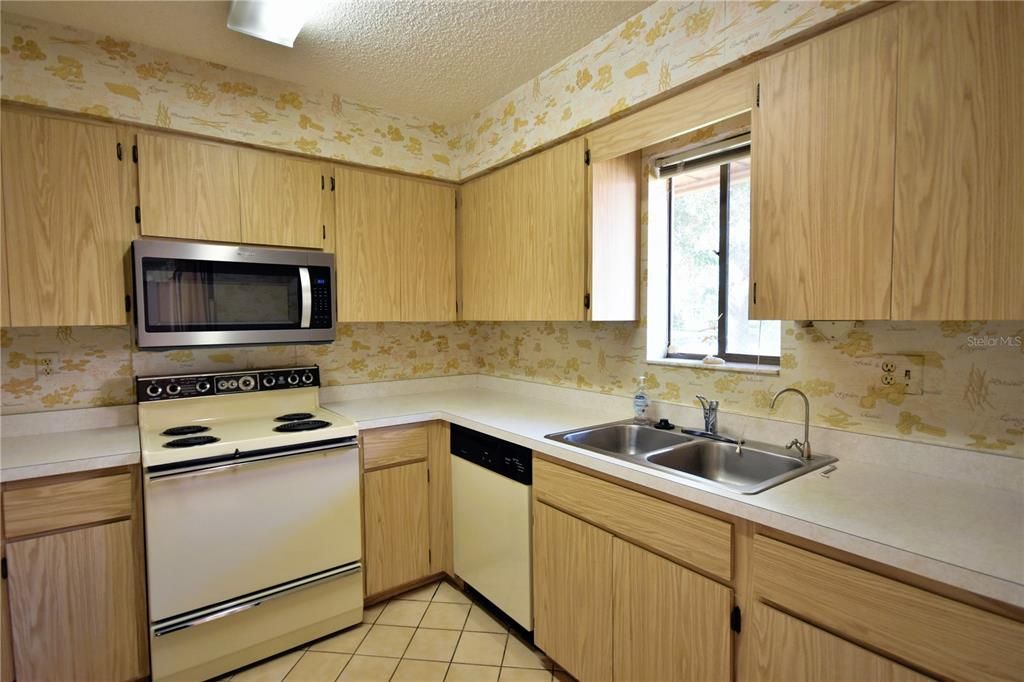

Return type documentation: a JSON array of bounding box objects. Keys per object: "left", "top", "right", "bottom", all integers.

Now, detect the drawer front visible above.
[
  {"left": 3, "top": 473, "right": 132, "bottom": 539},
  {"left": 533, "top": 458, "right": 732, "bottom": 580},
  {"left": 752, "top": 535, "right": 1024, "bottom": 682},
  {"left": 362, "top": 423, "right": 430, "bottom": 471}
]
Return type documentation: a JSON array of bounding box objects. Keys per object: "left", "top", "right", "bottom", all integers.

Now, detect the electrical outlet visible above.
[
  {"left": 35, "top": 352, "right": 58, "bottom": 377},
  {"left": 879, "top": 354, "right": 924, "bottom": 395}
]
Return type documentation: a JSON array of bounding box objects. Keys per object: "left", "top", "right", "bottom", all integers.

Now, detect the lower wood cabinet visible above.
[
  {"left": 361, "top": 422, "right": 453, "bottom": 599},
  {"left": 1, "top": 468, "right": 148, "bottom": 682}
]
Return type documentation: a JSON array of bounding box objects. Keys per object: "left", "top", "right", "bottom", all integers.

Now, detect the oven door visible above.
[
  {"left": 133, "top": 239, "right": 335, "bottom": 348},
  {"left": 144, "top": 442, "right": 360, "bottom": 622}
]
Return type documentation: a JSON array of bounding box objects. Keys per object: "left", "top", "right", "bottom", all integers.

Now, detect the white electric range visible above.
[{"left": 137, "top": 366, "right": 362, "bottom": 681}]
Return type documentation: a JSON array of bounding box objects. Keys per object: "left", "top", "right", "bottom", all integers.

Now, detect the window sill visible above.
[{"left": 646, "top": 356, "right": 780, "bottom": 376}]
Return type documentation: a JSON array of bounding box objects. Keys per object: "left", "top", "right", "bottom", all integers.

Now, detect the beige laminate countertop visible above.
[
  {"left": 324, "top": 387, "right": 1024, "bottom": 609},
  {"left": 1, "top": 424, "right": 141, "bottom": 482}
]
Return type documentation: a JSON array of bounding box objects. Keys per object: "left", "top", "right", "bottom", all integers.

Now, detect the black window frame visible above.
[{"left": 665, "top": 147, "right": 779, "bottom": 366}]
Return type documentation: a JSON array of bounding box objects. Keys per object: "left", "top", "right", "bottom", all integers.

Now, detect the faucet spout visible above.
[
  {"left": 696, "top": 394, "right": 719, "bottom": 435},
  {"left": 769, "top": 387, "right": 812, "bottom": 459}
]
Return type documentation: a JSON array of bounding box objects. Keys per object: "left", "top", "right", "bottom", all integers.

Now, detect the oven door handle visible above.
[
  {"left": 146, "top": 441, "right": 356, "bottom": 482},
  {"left": 299, "top": 266, "right": 312, "bottom": 328},
  {"left": 152, "top": 562, "right": 361, "bottom": 637}
]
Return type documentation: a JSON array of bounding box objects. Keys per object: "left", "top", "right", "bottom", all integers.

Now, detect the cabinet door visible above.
[
  {"left": 1, "top": 111, "right": 134, "bottom": 326},
  {"left": 239, "top": 150, "right": 325, "bottom": 249},
  {"left": 137, "top": 132, "right": 241, "bottom": 243},
  {"left": 893, "top": 1, "right": 1024, "bottom": 320},
  {"left": 750, "top": 11, "right": 897, "bottom": 320},
  {"left": 363, "top": 462, "right": 430, "bottom": 596},
  {"left": 335, "top": 166, "right": 456, "bottom": 321},
  {"left": 461, "top": 138, "right": 587, "bottom": 321},
  {"left": 613, "top": 538, "right": 732, "bottom": 682},
  {"left": 742, "top": 603, "right": 929, "bottom": 682},
  {"left": 6, "top": 521, "right": 147, "bottom": 682},
  {"left": 533, "top": 502, "right": 613, "bottom": 681},
  {"left": 1, "top": 492, "right": 13, "bottom": 682}
]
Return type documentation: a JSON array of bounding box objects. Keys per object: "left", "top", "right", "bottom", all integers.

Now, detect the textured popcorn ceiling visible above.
[{"left": 4, "top": 0, "right": 652, "bottom": 122}]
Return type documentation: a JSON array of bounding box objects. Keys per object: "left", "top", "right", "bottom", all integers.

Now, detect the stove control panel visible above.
[{"left": 137, "top": 366, "right": 320, "bottom": 402}]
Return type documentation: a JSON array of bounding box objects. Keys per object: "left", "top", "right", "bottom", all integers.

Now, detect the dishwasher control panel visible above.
[{"left": 450, "top": 424, "right": 532, "bottom": 485}]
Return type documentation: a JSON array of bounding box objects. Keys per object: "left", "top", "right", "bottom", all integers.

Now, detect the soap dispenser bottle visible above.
[{"left": 633, "top": 374, "right": 651, "bottom": 424}]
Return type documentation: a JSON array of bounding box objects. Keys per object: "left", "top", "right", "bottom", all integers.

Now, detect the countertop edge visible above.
[{"left": 1, "top": 451, "right": 141, "bottom": 482}]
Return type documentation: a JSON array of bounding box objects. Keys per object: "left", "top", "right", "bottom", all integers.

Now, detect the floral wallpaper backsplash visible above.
[{"left": 3, "top": 321, "right": 1022, "bottom": 458}]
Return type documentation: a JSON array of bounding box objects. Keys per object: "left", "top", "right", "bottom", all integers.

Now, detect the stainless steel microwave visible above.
[{"left": 132, "top": 239, "right": 335, "bottom": 349}]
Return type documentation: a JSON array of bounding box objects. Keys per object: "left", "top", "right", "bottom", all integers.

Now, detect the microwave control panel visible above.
[{"left": 309, "top": 267, "right": 333, "bottom": 329}]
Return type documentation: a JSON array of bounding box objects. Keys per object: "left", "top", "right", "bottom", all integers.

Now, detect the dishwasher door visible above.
[{"left": 451, "top": 454, "right": 533, "bottom": 630}]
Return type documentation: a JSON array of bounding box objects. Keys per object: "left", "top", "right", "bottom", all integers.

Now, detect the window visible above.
[{"left": 660, "top": 138, "right": 780, "bottom": 365}]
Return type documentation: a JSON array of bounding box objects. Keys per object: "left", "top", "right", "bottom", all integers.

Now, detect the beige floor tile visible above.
[
  {"left": 432, "top": 582, "right": 472, "bottom": 605},
  {"left": 452, "top": 632, "right": 508, "bottom": 666},
  {"left": 463, "top": 605, "right": 506, "bottom": 634},
  {"left": 501, "top": 636, "right": 552, "bottom": 670},
  {"left": 445, "top": 664, "right": 501, "bottom": 682},
  {"left": 399, "top": 581, "right": 440, "bottom": 601},
  {"left": 355, "top": 624, "right": 415, "bottom": 658},
  {"left": 391, "top": 659, "right": 449, "bottom": 681},
  {"left": 309, "top": 623, "right": 371, "bottom": 654},
  {"left": 404, "top": 628, "right": 461, "bottom": 662},
  {"left": 233, "top": 650, "right": 304, "bottom": 682},
  {"left": 284, "top": 651, "right": 350, "bottom": 681},
  {"left": 376, "top": 599, "right": 429, "bottom": 627},
  {"left": 420, "top": 602, "right": 471, "bottom": 630},
  {"left": 362, "top": 601, "right": 387, "bottom": 624},
  {"left": 337, "top": 655, "right": 399, "bottom": 681},
  {"left": 498, "top": 668, "right": 552, "bottom": 681}
]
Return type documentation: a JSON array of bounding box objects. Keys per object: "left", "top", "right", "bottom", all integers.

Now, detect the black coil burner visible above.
[
  {"left": 161, "top": 425, "right": 211, "bottom": 437},
  {"left": 273, "top": 420, "right": 331, "bottom": 433},
  {"left": 275, "top": 412, "right": 315, "bottom": 422},
  {"left": 163, "top": 436, "right": 220, "bottom": 448}
]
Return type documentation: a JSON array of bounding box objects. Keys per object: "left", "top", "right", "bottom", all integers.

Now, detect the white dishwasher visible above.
[{"left": 451, "top": 424, "right": 533, "bottom": 631}]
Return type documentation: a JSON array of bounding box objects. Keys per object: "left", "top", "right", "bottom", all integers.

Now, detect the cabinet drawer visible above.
[
  {"left": 533, "top": 458, "right": 732, "bottom": 580},
  {"left": 3, "top": 473, "right": 132, "bottom": 539},
  {"left": 752, "top": 534, "right": 1024, "bottom": 682},
  {"left": 362, "top": 424, "right": 430, "bottom": 471}
]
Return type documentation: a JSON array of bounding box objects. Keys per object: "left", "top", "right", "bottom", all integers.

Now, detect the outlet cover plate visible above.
[{"left": 879, "top": 354, "right": 924, "bottom": 395}]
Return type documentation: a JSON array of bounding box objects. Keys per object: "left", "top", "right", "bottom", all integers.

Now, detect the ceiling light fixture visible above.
[{"left": 227, "top": 0, "right": 312, "bottom": 48}]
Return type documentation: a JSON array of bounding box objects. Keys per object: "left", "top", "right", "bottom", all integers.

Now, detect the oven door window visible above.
[{"left": 142, "top": 258, "right": 301, "bottom": 331}]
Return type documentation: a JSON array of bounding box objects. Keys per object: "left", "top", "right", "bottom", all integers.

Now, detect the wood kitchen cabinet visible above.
[
  {"left": 460, "top": 138, "right": 639, "bottom": 321},
  {"left": 361, "top": 422, "right": 452, "bottom": 598},
  {"left": 335, "top": 166, "right": 456, "bottom": 322},
  {"left": 239, "top": 149, "right": 326, "bottom": 249},
  {"left": 1, "top": 468, "right": 148, "bottom": 682},
  {"left": 137, "top": 131, "right": 243, "bottom": 243},
  {"left": 750, "top": 10, "right": 897, "bottom": 320},
  {"left": 892, "top": 1, "right": 1024, "bottom": 320},
  {"left": 1, "top": 109, "right": 136, "bottom": 326}
]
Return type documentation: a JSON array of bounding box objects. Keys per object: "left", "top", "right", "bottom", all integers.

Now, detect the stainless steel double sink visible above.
[{"left": 546, "top": 421, "right": 837, "bottom": 494}]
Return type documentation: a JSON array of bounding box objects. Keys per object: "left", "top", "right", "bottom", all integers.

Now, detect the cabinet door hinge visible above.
[
  {"left": 730, "top": 606, "right": 742, "bottom": 633},
  {"left": 322, "top": 225, "right": 327, "bottom": 240},
  {"left": 134, "top": 206, "right": 141, "bottom": 224},
  {"left": 1, "top": 557, "right": 6, "bottom": 579},
  {"left": 428, "top": 549, "right": 432, "bottom": 564},
  {"left": 583, "top": 293, "right": 591, "bottom": 310},
  {"left": 132, "top": 144, "right": 138, "bottom": 163},
  {"left": 330, "top": 176, "right": 336, "bottom": 192},
  {"left": 584, "top": 149, "right": 591, "bottom": 166},
  {"left": 427, "top": 468, "right": 431, "bottom": 483},
  {"left": 752, "top": 282, "right": 757, "bottom": 305},
  {"left": 321, "top": 175, "right": 325, "bottom": 191},
  {"left": 116, "top": 142, "right": 123, "bottom": 160},
  {"left": 755, "top": 83, "right": 760, "bottom": 108},
  {"left": 125, "top": 295, "right": 132, "bottom": 313}
]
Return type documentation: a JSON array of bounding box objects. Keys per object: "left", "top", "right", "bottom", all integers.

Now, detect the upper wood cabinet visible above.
[
  {"left": 1, "top": 111, "right": 135, "bottom": 326},
  {"left": 137, "top": 132, "right": 242, "bottom": 243},
  {"left": 335, "top": 166, "right": 456, "bottom": 322},
  {"left": 892, "top": 1, "right": 1024, "bottom": 320},
  {"left": 750, "top": 10, "right": 897, "bottom": 321},
  {"left": 239, "top": 149, "right": 326, "bottom": 249}
]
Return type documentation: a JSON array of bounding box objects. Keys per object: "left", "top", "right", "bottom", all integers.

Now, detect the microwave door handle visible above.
[{"left": 299, "top": 267, "right": 312, "bottom": 328}]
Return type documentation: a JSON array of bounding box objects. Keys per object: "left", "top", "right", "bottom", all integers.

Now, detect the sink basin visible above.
[
  {"left": 546, "top": 420, "right": 837, "bottom": 494},
  {"left": 554, "top": 423, "right": 692, "bottom": 457}
]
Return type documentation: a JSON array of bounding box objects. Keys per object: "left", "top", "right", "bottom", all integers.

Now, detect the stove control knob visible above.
[
  {"left": 145, "top": 384, "right": 162, "bottom": 398},
  {"left": 227, "top": 379, "right": 238, "bottom": 389},
  {"left": 262, "top": 375, "right": 275, "bottom": 388},
  {"left": 165, "top": 383, "right": 181, "bottom": 396},
  {"left": 195, "top": 380, "right": 211, "bottom": 393},
  {"left": 287, "top": 374, "right": 300, "bottom": 386},
  {"left": 302, "top": 372, "right": 314, "bottom": 385},
  {"left": 238, "top": 375, "right": 256, "bottom": 391},
  {"left": 217, "top": 379, "right": 230, "bottom": 391}
]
